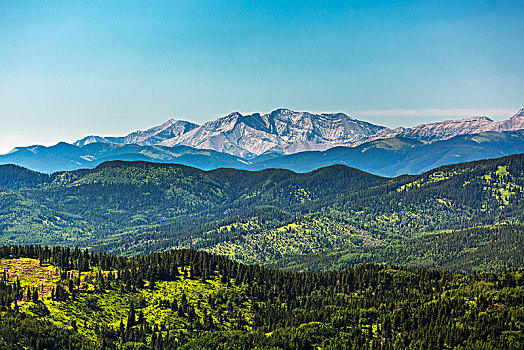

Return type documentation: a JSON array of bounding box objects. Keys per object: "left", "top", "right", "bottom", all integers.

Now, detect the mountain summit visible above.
[
  {"left": 162, "top": 109, "right": 386, "bottom": 158},
  {"left": 498, "top": 108, "right": 524, "bottom": 130},
  {"left": 75, "top": 119, "right": 198, "bottom": 147},
  {"left": 71, "top": 108, "right": 524, "bottom": 158},
  {"left": 369, "top": 108, "right": 524, "bottom": 142}
]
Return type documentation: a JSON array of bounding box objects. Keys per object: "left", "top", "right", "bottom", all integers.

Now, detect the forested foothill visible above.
[{"left": 0, "top": 154, "right": 523, "bottom": 348}]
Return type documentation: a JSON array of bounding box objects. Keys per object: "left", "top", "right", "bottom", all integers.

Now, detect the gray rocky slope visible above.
[{"left": 72, "top": 107, "right": 524, "bottom": 158}]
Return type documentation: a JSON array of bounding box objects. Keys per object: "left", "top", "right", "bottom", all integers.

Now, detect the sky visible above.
[{"left": 0, "top": 0, "right": 523, "bottom": 154}]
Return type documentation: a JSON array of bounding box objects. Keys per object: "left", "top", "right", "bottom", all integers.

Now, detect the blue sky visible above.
[{"left": 0, "top": 0, "right": 522, "bottom": 153}]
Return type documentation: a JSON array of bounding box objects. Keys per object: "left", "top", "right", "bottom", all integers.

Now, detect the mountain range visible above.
[
  {"left": 74, "top": 119, "right": 199, "bottom": 147},
  {"left": 75, "top": 108, "right": 387, "bottom": 158},
  {"left": 2, "top": 108, "right": 524, "bottom": 176},
  {"left": 74, "top": 107, "right": 524, "bottom": 156},
  {"left": 257, "top": 130, "right": 524, "bottom": 176},
  {"left": 369, "top": 110, "right": 524, "bottom": 142}
]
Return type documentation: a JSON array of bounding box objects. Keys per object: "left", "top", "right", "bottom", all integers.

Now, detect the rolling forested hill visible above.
[
  {"left": 127, "top": 154, "right": 524, "bottom": 268},
  {"left": 0, "top": 154, "right": 523, "bottom": 272},
  {"left": 0, "top": 161, "right": 384, "bottom": 247}
]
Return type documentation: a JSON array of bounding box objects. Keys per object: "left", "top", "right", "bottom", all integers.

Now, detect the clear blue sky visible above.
[{"left": 0, "top": 0, "right": 522, "bottom": 153}]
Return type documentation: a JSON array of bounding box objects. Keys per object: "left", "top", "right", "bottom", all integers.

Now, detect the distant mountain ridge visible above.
[
  {"left": 3, "top": 130, "right": 524, "bottom": 176},
  {"left": 75, "top": 119, "right": 198, "bottom": 147},
  {"left": 0, "top": 142, "right": 249, "bottom": 173},
  {"left": 162, "top": 109, "right": 387, "bottom": 158},
  {"left": 73, "top": 108, "right": 524, "bottom": 157},
  {"left": 76, "top": 108, "right": 387, "bottom": 158},
  {"left": 255, "top": 130, "right": 524, "bottom": 176},
  {"left": 369, "top": 108, "right": 524, "bottom": 142}
]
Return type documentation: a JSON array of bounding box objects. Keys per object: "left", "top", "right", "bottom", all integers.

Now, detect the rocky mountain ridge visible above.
[
  {"left": 3, "top": 130, "right": 524, "bottom": 177},
  {"left": 72, "top": 108, "right": 524, "bottom": 158},
  {"left": 161, "top": 109, "right": 386, "bottom": 158},
  {"left": 75, "top": 119, "right": 198, "bottom": 147},
  {"left": 366, "top": 108, "right": 524, "bottom": 143}
]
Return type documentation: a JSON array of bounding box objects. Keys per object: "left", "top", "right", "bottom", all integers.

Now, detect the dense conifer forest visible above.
[
  {"left": 269, "top": 224, "right": 524, "bottom": 273},
  {"left": 0, "top": 245, "right": 522, "bottom": 349}
]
